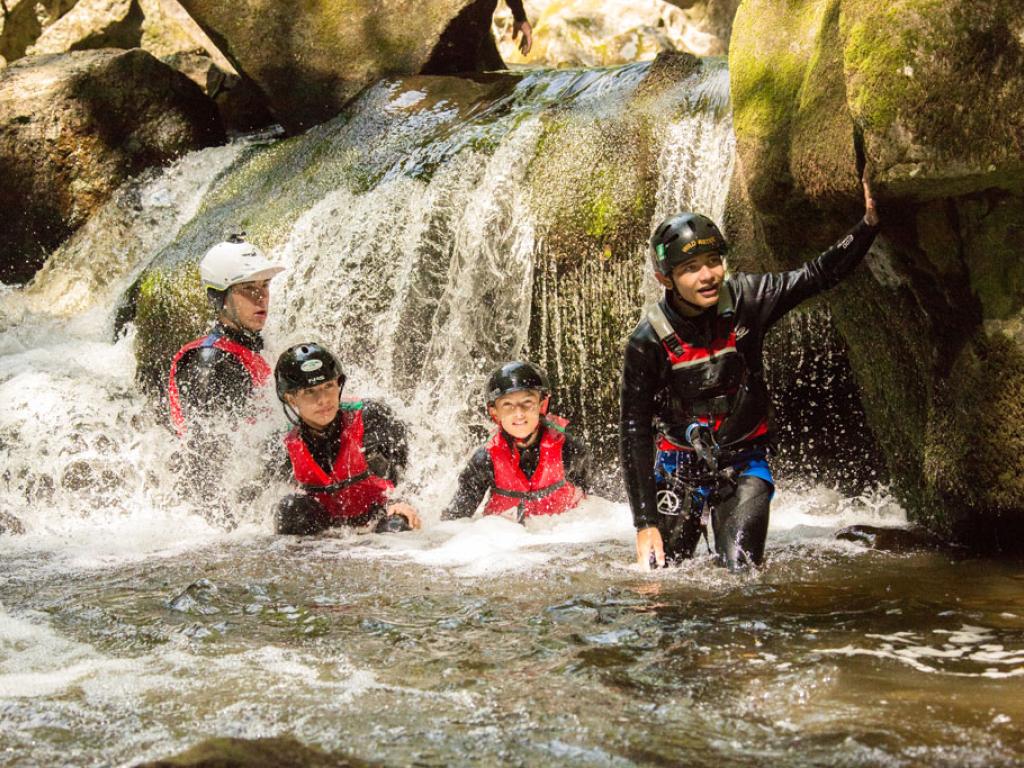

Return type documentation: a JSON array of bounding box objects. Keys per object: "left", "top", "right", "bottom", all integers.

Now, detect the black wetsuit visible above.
[
  {"left": 171, "top": 322, "right": 268, "bottom": 518},
  {"left": 270, "top": 400, "right": 410, "bottom": 535},
  {"left": 173, "top": 322, "right": 265, "bottom": 427},
  {"left": 620, "top": 218, "right": 880, "bottom": 568},
  {"left": 442, "top": 424, "right": 591, "bottom": 520}
]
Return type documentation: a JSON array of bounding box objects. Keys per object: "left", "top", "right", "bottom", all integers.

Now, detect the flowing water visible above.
[{"left": 1, "top": 60, "right": 1023, "bottom": 767}]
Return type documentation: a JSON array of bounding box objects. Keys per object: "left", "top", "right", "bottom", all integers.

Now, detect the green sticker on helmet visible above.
[{"left": 656, "top": 244, "right": 666, "bottom": 257}]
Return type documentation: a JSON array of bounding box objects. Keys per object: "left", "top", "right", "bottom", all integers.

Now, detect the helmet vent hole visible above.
[{"left": 664, "top": 233, "right": 679, "bottom": 244}]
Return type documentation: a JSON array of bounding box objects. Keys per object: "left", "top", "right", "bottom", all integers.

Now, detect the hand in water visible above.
[
  {"left": 387, "top": 502, "right": 421, "bottom": 530},
  {"left": 636, "top": 526, "right": 665, "bottom": 569},
  {"left": 513, "top": 20, "right": 533, "bottom": 55}
]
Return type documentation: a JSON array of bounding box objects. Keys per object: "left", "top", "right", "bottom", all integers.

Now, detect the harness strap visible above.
[
  {"left": 301, "top": 470, "right": 371, "bottom": 495},
  {"left": 645, "top": 303, "right": 685, "bottom": 357},
  {"left": 491, "top": 478, "right": 567, "bottom": 501}
]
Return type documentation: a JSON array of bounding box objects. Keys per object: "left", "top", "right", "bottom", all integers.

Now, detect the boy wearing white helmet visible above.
[{"left": 167, "top": 234, "right": 284, "bottom": 436}]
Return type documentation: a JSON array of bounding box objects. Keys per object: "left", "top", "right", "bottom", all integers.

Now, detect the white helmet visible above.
[{"left": 199, "top": 236, "right": 284, "bottom": 291}]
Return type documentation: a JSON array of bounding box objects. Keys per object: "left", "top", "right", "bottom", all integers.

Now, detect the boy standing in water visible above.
[
  {"left": 621, "top": 176, "right": 880, "bottom": 571},
  {"left": 270, "top": 343, "right": 421, "bottom": 535},
  {"left": 442, "top": 361, "right": 590, "bottom": 522}
]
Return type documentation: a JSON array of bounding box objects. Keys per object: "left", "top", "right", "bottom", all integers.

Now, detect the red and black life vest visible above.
[
  {"left": 284, "top": 402, "right": 393, "bottom": 521},
  {"left": 645, "top": 298, "right": 769, "bottom": 451},
  {"left": 484, "top": 415, "right": 583, "bottom": 520},
  {"left": 168, "top": 332, "right": 272, "bottom": 436}
]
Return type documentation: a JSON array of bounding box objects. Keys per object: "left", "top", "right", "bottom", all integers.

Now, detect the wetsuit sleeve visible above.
[
  {"left": 562, "top": 431, "right": 592, "bottom": 493},
  {"left": 360, "top": 400, "right": 409, "bottom": 485},
  {"left": 506, "top": 0, "right": 527, "bottom": 22},
  {"left": 746, "top": 218, "right": 880, "bottom": 329},
  {"left": 441, "top": 447, "right": 494, "bottom": 520},
  {"left": 174, "top": 346, "right": 255, "bottom": 427},
  {"left": 619, "top": 330, "right": 664, "bottom": 530}
]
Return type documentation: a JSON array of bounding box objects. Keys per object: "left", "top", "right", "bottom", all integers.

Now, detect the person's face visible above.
[
  {"left": 223, "top": 279, "right": 271, "bottom": 332},
  {"left": 285, "top": 379, "right": 341, "bottom": 430},
  {"left": 656, "top": 252, "right": 725, "bottom": 310},
  {"left": 489, "top": 389, "right": 545, "bottom": 440}
]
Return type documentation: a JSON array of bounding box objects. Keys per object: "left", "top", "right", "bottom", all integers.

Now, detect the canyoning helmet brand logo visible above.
[
  {"left": 301, "top": 359, "right": 324, "bottom": 372},
  {"left": 682, "top": 236, "right": 721, "bottom": 253}
]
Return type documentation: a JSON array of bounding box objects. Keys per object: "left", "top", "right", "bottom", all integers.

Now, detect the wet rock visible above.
[
  {"left": 0, "top": 48, "right": 224, "bottom": 282},
  {"left": 836, "top": 524, "right": 943, "bottom": 553},
  {"left": 167, "top": 578, "right": 220, "bottom": 614},
  {"left": 134, "top": 735, "right": 375, "bottom": 767},
  {"left": 0, "top": 510, "right": 26, "bottom": 536},
  {"left": 727, "top": 0, "right": 1024, "bottom": 550},
  {"left": 174, "top": 0, "right": 486, "bottom": 133}
]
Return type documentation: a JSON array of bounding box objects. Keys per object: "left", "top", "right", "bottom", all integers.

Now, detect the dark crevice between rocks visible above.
[{"left": 422, "top": 0, "right": 505, "bottom": 75}]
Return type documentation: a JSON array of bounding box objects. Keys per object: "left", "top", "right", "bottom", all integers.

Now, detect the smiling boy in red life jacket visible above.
[
  {"left": 441, "top": 361, "right": 590, "bottom": 523},
  {"left": 270, "top": 342, "right": 421, "bottom": 535}
]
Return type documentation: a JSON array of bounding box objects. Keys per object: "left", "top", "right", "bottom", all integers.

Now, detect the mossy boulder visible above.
[{"left": 729, "top": 0, "right": 1024, "bottom": 549}]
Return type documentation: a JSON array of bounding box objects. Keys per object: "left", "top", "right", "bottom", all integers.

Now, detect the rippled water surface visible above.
[{"left": 3, "top": 497, "right": 1023, "bottom": 767}]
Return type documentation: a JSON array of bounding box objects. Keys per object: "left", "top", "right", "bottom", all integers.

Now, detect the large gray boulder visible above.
[
  {"left": 173, "top": 0, "right": 489, "bottom": 133},
  {"left": 0, "top": 48, "right": 224, "bottom": 283}
]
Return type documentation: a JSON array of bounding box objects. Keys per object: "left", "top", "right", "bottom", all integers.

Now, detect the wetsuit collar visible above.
[
  {"left": 661, "top": 280, "right": 734, "bottom": 324},
  {"left": 211, "top": 321, "right": 264, "bottom": 352}
]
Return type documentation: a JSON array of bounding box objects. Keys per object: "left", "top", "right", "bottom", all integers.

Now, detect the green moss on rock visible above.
[{"left": 134, "top": 262, "right": 210, "bottom": 395}]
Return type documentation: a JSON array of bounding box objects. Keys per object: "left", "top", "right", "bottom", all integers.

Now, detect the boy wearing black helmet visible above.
[
  {"left": 622, "top": 176, "right": 880, "bottom": 571},
  {"left": 270, "top": 342, "right": 421, "bottom": 535},
  {"left": 442, "top": 361, "right": 591, "bottom": 522}
]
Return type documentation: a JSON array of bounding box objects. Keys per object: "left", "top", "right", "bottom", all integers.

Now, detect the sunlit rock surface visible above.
[
  {"left": 174, "top": 0, "right": 480, "bottom": 133},
  {"left": 494, "top": 0, "right": 739, "bottom": 67},
  {"left": 0, "top": 49, "right": 224, "bottom": 282},
  {"left": 727, "top": 0, "right": 1024, "bottom": 549},
  {"left": 0, "top": 0, "right": 78, "bottom": 65}
]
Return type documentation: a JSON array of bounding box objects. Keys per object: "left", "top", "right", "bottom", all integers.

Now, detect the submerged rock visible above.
[
  {"left": 135, "top": 735, "right": 374, "bottom": 767},
  {"left": 727, "top": 0, "right": 1024, "bottom": 550},
  {"left": 0, "top": 48, "right": 224, "bottom": 282},
  {"left": 836, "top": 524, "right": 943, "bottom": 553}
]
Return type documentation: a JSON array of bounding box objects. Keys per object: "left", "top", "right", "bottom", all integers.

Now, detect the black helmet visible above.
[
  {"left": 485, "top": 361, "right": 549, "bottom": 405},
  {"left": 274, "top": 343, "right": 345, "bottom": 402},
  {"left": 650, "top": 212, "right": 728, "bottom": 277}
]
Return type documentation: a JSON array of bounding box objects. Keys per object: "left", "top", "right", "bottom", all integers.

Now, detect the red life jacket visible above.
[
  {"left": 484, "top": 415, "right": 583, "bottom": 520},
  {"left": 645, "top": 301, "right": 769, "bottom": 451},
  {"left": 284, "top": 403, "right": 394, "bottom": 521},
  {"left": 167, "top": 332, "right": 272, "bottom": 436}
]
